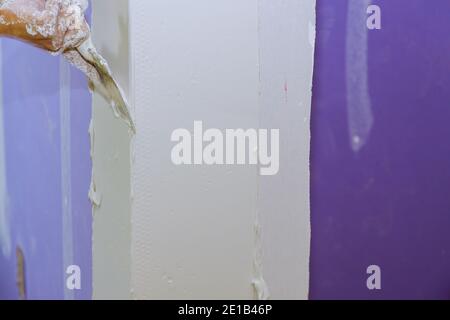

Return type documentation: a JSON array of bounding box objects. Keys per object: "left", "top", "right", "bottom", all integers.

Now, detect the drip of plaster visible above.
[
  {"left": 252, "top": 216, "right": 270, "bottom": 300},
  {"left": 346, "top": 0, "right": 373, "bottom": 153},
  {"left": 60, "top": 55, "right": 74, "bottom": 300},
  {"left": 91, "top": 0, "right": 132, "bottom": 300},
  {"left": 0, "top": 39, "right": 11, "bottom": 259}
]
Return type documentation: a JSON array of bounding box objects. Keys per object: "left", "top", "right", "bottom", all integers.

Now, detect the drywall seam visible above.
[
  {"left": 0, "top": 39, "right": 11, "bottom": 259},
  {"left": 252, "top": 213, "right": 270, "bottom": 300},
  {"left": 59, "top": 55, "right": 74, "bottom": 300},
  {"left": 257, "top": 0, "right": 315, "bottom": 299},
  {"left": 91, "top": 0, "right": 132, "bottom": 300}
]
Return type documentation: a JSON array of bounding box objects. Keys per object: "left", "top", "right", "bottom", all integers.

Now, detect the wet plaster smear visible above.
[{"left": 92, "top": 0, "right": 315, "bottom": 299}]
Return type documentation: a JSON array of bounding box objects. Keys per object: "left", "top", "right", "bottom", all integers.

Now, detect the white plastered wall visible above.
[
  {"left": 257, "top": 0, "right": 315, "bottom": 299},
  {"left": 91, "top": 0, "right": 132, "bottom": 299},
  {"left": 92, "top": 0, "right": 316, "bottom": 300}
]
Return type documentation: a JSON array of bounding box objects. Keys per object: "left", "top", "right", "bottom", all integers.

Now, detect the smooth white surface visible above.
[
  {"left": 91, "top": 0, "right": 132, "bottom": 300},
  {"left": 130, "top": 0, "right": 259, "bottom": 299},
  {"left": 91, "top": 0, "right": 315, "bottom": 299},
  {"left": 257, "top": 0, "right": 315, "bottom": 299}
]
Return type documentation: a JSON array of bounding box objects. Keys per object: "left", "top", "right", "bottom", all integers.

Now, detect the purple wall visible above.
[
  {"left": 311, "top": 0, "right": 450, "bottom": 299},
  {"left": 1, "top": 42, "right": 64, "bottom": 300},
  {"left": 69, "top": 58, "right": 93, "bottom": 301},
  {"left": 0, "top": 38, "right": 92, "bottom": 299}
]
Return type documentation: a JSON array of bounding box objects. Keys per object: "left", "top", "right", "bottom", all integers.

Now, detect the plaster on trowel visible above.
[{"left": 69, "top": 36, "right": 136, "bottom": 133}]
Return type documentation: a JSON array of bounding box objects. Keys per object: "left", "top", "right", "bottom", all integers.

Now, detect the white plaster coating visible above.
[
  {"left": 130, "top": 0, "right": 259, "bottom": 299},
  {"left": 91, "top": 0, "right": 132, "bottom": 300},
  {"left": 257, "top": 0, "right": 315, "bottom": 299},
  {"left": 90, "top": 0, "right": 315, "bottom": 299}
]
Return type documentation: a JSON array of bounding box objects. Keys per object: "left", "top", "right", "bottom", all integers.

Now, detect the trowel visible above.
[
  {"left": 0, "top": 0, "right": 136, "bottom": 133},
  {"left": 70, "top": 37, "right": 136, "bottom": 133}
]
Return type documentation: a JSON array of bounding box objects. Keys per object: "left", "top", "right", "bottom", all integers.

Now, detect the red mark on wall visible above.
[{"left": 284, "top": 80, "right": 288, "bottom": 103}]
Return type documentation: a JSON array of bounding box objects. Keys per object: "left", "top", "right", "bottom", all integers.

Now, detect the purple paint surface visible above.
[
  {"left": 311, "top": 0, "right": 450, "bottom": 299},
  {"left": 0, "top": 4, "right": 92, "bottom": 299},
  {"left": 1, "top": 41, "right": 64, "bottom": 299},
  {"left": 0, "top": 11, "right": 92, "bottom": 299}
]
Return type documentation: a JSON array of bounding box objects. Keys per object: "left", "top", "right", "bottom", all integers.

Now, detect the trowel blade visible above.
[{"left": 76, "top": 37, "right": 136, "bottom": 133}]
